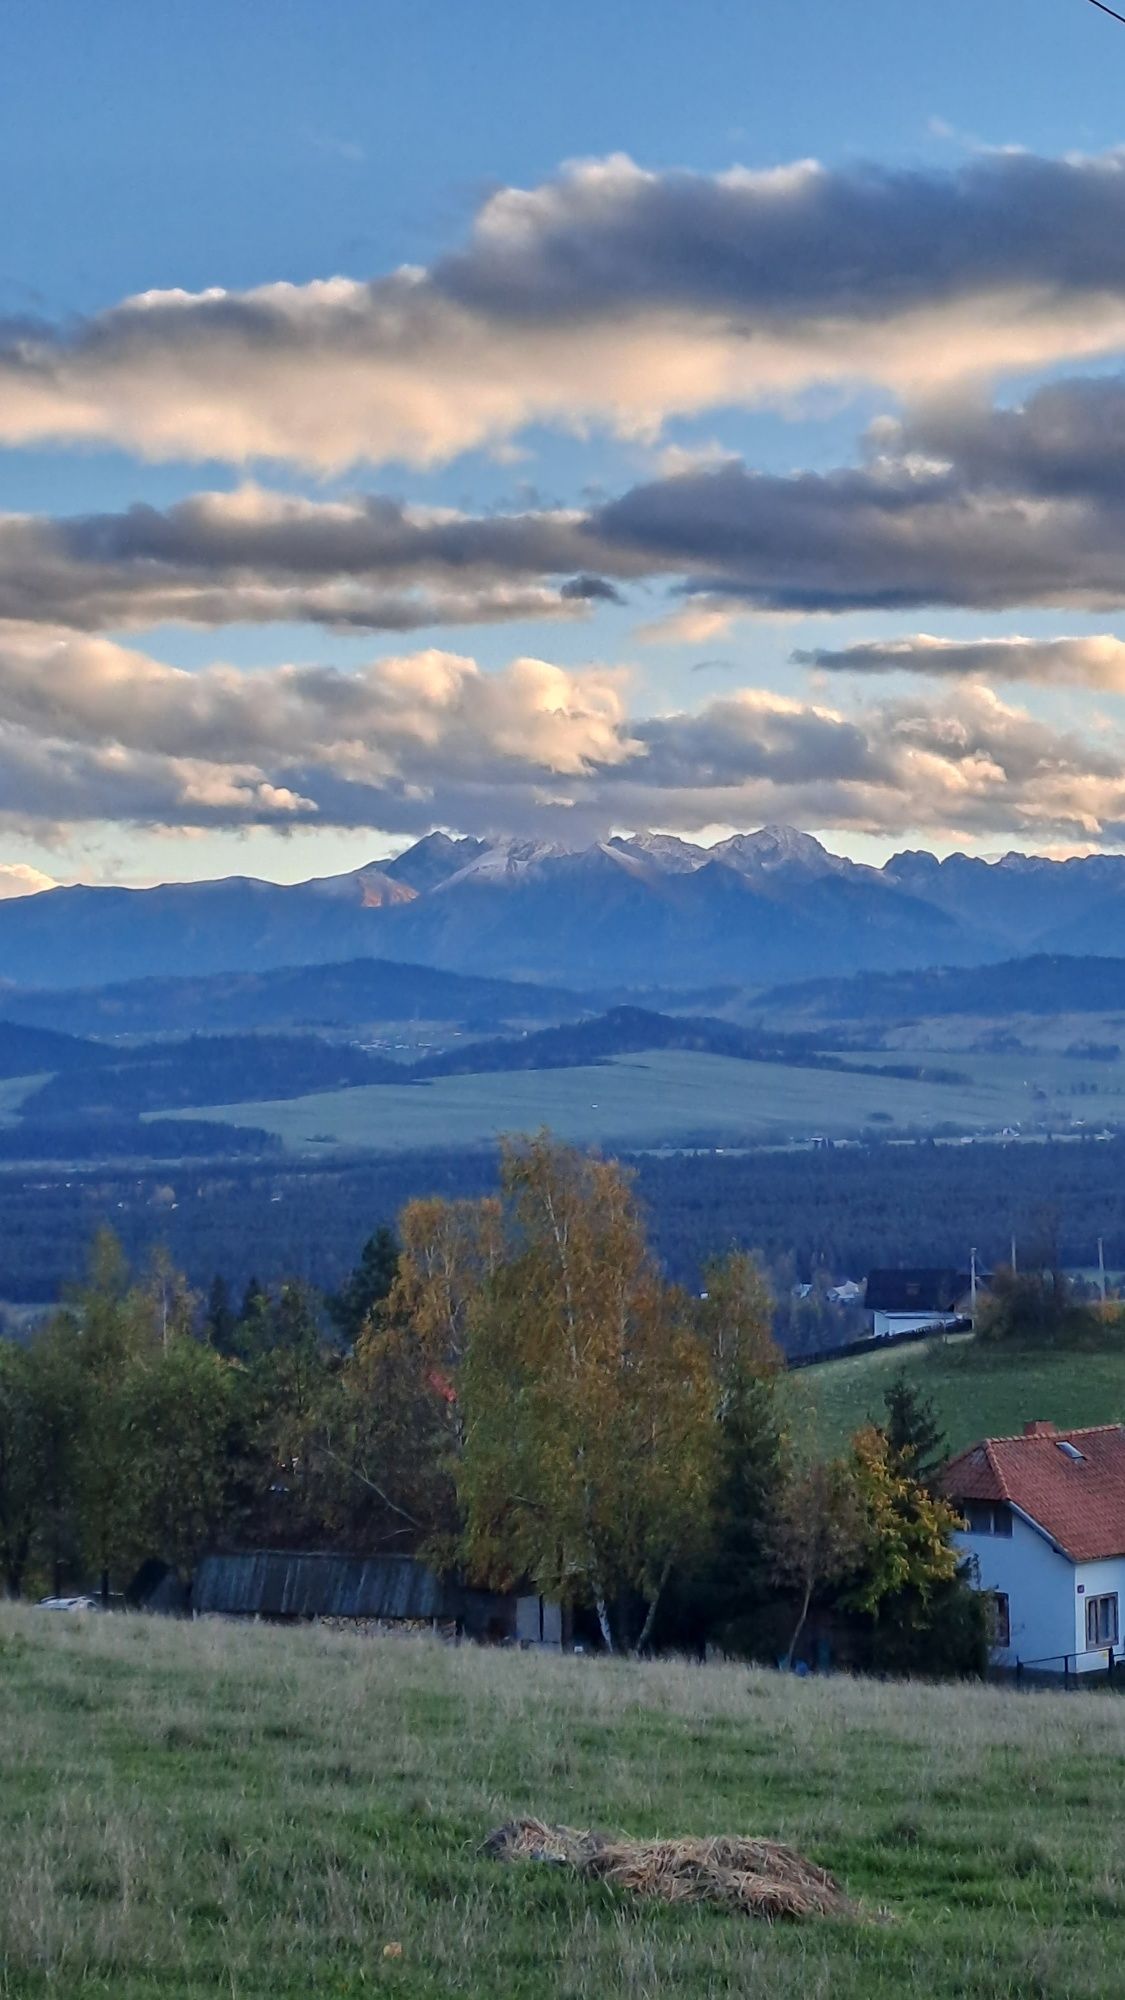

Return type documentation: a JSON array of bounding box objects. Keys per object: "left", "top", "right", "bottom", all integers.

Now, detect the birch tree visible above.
[{"left": 460, "top": 1137, "right": 714, "bottom": 1653}]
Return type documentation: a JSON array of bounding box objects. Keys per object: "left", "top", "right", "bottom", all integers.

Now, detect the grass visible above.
[
  {"left": 800, "top": 1331, "right": 1125, "bottom": 1454},
  {"left": 154, "top": 1043, "right": 1125, "bottom": 1156},
  {"left": 2, "top": 1607, "right": 1123, "bottom": 1999}
]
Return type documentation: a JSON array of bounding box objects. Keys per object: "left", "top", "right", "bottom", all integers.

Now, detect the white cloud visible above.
[
  {"left": 8, "top": 150, "right": 1125, "bottom": 468},
  {"left": 0, "top": 862, "right": 56, "bottom": 900},
  {"left": 2, "top": 626, "right": 1125, "bottom": 849}
]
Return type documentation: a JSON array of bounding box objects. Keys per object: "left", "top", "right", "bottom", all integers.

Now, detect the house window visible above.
[
  {"left": 966, "top": 1501, "right": 1012, "bottom": 1537},
  {"left": 1086, "top": 1593, "right": 1119, "bottom": 1649},
  {"left": 992, "top": 1593, "right": 1011, "bottom": 1648}
]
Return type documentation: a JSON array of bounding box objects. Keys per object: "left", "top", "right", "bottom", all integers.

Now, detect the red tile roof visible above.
[{"left": 942, "top": 1423, "right": 1125, "bottom": 1563}]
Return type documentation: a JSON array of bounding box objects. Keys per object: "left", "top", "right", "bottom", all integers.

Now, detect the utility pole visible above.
[
  {"left": 970, "top": 1247, "right": 978, "bottom": 1323},
  {"left": 1098, "top": 1236, "right": 1107, "bottom": 1305},
  {"left": 1010, "top": 1234, "right": 1017, "bottom": 1276}
]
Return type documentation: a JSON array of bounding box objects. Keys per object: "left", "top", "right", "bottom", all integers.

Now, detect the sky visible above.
[{"left": 5, "top": 0, "right": 1125, "bottom": 891}]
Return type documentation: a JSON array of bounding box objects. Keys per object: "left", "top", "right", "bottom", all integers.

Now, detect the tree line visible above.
[{"left": 0, "top": 1136, "right": 986, "bottom": 1671}]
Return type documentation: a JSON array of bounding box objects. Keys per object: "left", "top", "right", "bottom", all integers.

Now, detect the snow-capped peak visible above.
[{"left": 709, "top": 826, "right": 842, "bottom": 877}]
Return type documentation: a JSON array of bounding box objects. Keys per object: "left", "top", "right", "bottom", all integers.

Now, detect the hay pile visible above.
[{"left": 484, "top": 1818, "right": 855, "bottom": 1921}]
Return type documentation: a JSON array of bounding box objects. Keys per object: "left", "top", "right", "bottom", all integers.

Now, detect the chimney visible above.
[{"left": 1024, "top": 1420, "right": 1057, "bottom": 1437}]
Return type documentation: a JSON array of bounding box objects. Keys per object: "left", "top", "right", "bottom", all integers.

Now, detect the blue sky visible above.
[{"left": 3, "top": 0, "right": 1125, "bottom": 888}]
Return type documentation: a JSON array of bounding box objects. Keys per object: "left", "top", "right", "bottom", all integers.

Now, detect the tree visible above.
[
  {"left": 60, "top": 1230, "right": 155, "bottom": 1599},
  {"left": 327, "top": 1226, "right": 400, "bottom": 1346},
  {"left": 241, "top": 1281, "right": 335, "bottom": 1533},
  {"left": 881, "top": 1374, "right": 947, "bottom": 1489},
  {"left": 460, "top": 1137, "right": 714, "bottom": 1654},
  {"left": 976, "top": 1265, "right": 1099, "bottom": 1348},
  {"left": 843, "top": 1426, "right": 963, "bottom": 1618},
  {"left": 844, "top": 1425, "right": 979, "bottom": 1675},
  {"left": 681, "top": 1253, "right": 785, "bottom": 1653},
  {"left": 766, "top": 1454, "right": 865, "bottom": 1666},
  {"left": 124, "top": 1335, "right": 239, "bottom": 1578},
  {"left": 205, "top": 1275, "right": 237, "bottom": 1353},
  {"left": 0, "top": 1343, "right": 43, "bottom": 1596}
]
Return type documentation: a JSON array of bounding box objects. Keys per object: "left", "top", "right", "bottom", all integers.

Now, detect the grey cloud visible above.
[
  {"left": 559, "top": 573, "right": 624, "bottom": 603},
  {"left": 18, "top": 369, "right": 1125, "bottom": 639},
  {"left": 796, "top": 635, "right": 1125, "bottom": 690},
  {"left": 0, "top": 489, "right": 621, "bottom": 633}
]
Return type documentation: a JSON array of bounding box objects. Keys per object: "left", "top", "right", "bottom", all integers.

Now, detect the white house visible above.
[
  {"left": 943, "top": 1421, "right": 1125, "bottom": 1675},
  {"left": 864, "top": 1268, "right": 976, "bottom": 1340}
]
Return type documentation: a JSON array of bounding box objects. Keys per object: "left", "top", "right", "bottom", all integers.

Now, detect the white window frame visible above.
[
  {"left": 1085, "top": 1593, "right": 1119, "bottom": 1649},
  {"left": 992, "top": 1592, "right": 1010, "bottom": 1648}
]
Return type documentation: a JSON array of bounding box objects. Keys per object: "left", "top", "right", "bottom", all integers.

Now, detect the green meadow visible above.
[
  {"left": 157, "top": 1043, "right": 1125, "bottom": 1155},
  {"left": 2, "top": 1605, "right": 1123, "bottom": 1999},
  {"left": 798, "top": 1330, "right": 1125, "bottom": 1455}
]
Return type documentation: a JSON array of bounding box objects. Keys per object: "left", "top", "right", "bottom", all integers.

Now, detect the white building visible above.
[
  {"left": 863, "top": 1268, "right": 975, "bottom": 1340},
  {"left": 943, "top": 1421, "right": 1125, "bottom": 1675}
]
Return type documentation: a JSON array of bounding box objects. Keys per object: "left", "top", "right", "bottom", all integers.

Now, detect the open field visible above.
[
  {"left": 800, "top": 1333, "right": 1125, "bottom": 1454},
  {"left": 839, "top": 1046, "right": 1125, "bottom": 1127},
  {"left": 2, "top": 1607, "right": 1124, "bottom": 1999},
  {"left": 155, "top": 1045, "right": 1125, "bottom": 1156},
  {"left": 0, "top": 1075, "right": 48, "bottom": 1126}
]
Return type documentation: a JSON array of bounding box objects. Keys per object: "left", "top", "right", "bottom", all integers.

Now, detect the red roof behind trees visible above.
[{"left": 942, "top": 1422, "right": 1125, "bottom": 1563}]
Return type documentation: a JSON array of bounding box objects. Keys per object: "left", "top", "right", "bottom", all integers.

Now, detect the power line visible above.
[{"left": 1086, "top": 0, "right": 1125, "bottom": 24}]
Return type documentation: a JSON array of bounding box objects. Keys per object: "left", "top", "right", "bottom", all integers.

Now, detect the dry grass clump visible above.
[{"left": 484, "top": 1817, "right": 856, "bottom": 1920}]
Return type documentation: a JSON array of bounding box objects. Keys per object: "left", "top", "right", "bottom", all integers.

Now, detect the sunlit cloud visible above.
[{"left": 8, "top": 150, "right": 1125, "bottom": 468}]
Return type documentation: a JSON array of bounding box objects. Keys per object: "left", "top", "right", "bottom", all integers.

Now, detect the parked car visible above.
[{"left": 36, "top": 1595, "right": 101, "bottom": 1613}]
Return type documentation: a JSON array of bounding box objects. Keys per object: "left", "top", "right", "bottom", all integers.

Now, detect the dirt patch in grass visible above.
[{"left": 486, "top": 1817, "right": 859, "bottom": 1920}]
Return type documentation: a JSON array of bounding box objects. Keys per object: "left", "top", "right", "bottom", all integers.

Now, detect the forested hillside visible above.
[
  {"left": 757, "top": 955, "right": 1125, "bottom": 1026},
  {"left": 3, "top": 1135, "right": 1125, "bottom": 1306}
]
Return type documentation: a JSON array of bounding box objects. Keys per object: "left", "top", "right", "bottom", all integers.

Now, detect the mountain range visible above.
[{"left": 4, "top": 827, "right": 1125, "bottom": 991}]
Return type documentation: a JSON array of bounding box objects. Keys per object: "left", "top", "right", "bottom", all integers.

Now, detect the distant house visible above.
[
  {"left": 827, "top": 1279, "right": 864, "bottom": 1306},
  {"left": 863, "top": 1268, "right": 976, "bottom": 1339},
  {"left": 138, "top": 1551, "right": 566, "bottom": 1648},
  {"left": 943, "top": 1422, "right": 1125, "bottom": 1676}
]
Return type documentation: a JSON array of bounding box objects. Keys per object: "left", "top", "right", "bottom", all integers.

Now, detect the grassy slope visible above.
[
  {"left": 799, "top": 1333, "right": 1125, "bottom": 1454},
  {"left": 2, "top": 1608, "right": 1123, "bottom": 2000}
]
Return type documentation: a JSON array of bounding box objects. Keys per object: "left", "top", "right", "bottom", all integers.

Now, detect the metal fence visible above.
[{"left": 1014, "top": 1647, "right": 1118, "bottom": 1686}]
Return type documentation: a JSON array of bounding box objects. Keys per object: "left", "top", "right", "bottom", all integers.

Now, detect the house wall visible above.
[
  {"left": 1073, "top": 1554, "right": 1125, "bottom": 1672},
  {"left": 955, "top": 1513, "right": 1077, "bottom": 1672},
  {"left": 872, "top": 1310, "right": 957, "bottom": 1340}
]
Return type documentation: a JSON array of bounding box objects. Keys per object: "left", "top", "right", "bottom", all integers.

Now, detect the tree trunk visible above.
[
  {"left": 631, "top": 1558, "right": 673, "bottom": 1658},
  {"left": 785, "top": 1578, "right": 813, "bottom": 1668},
  {"left": 595, "top": 1595, "right": 616, "bottom": 1654}
]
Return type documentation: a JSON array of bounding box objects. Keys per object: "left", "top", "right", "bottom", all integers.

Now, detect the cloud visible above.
[
  {"left": 9, "top": 150, "right": 1125, "bottom": 467},
  {"left": 21, "top": 365, "right": 1125, "bottom": 638},
  {"left": 3, "top": 627, "right": 1125, "bottom": 849},
  {"left": 0, "top": 862, "right": 56, "bottom": 900},
  {"left": 794, "top": 634, "right": 1125, "bottom": 689},
  {"left": 0, "top": 487, "right": 624, "bottom": 634}
]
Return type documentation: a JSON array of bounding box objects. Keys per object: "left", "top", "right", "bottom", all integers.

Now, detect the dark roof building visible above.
[
  {"left": 194, "top": 1552, "right": 447, "bottom": 1620},
  {"left": 864, "top": 1269, "right": 974, "bottom": 1314}
]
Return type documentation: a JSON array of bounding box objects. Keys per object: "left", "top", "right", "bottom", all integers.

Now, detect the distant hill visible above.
[
  {"left": 755, "top": 954, "right": 1125, "bottom": 1026},
  {"left": 0, "top": 1020, "right": 111, "bottom": 1080},
  {"left": 0, "top": 957, "right": 590, "bottom": 1040},
  {"left": 20, "top": 1032, "right": 406, "bottom": 1120},
  {"left": 6, "top": 830, "right": 1125, "bottom": 992}
]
